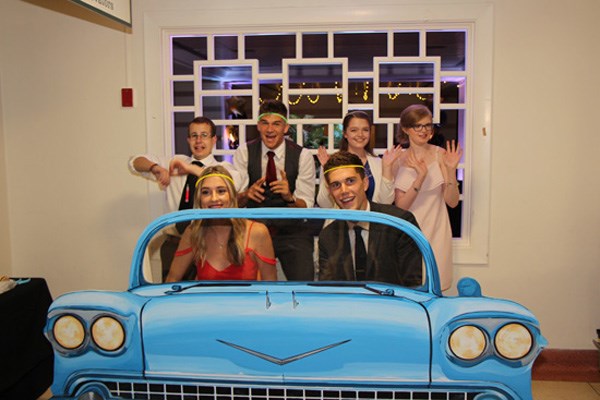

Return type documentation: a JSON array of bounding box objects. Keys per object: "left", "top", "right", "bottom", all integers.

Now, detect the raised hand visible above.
[
  {"left": 406, "top": 150, "right": 428, "bottom": 179},
  {"left": 443, "top": 140, "right": 463, "bottom": 171},
  {"left": 269, "top": 169, "right": 293, "bottom": 202},
  {"left": 169, "top": 159, "right": 204, "bottom": 177},
  {"left": 151, "top": 164, "right": 170, "bottom": 187},
  {"left": 247, "top": 176, "right": 267, "bottom": 203},
  {"left": 317, "top": 146, "right": 330, "bottom": 167},
  {"left": 382, "top": 145, "right": 403, "bottom": 179}
]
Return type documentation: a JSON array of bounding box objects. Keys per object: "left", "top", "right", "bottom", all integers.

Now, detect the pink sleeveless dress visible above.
[{"left": 395, "top": 148, "right": 453, "bottom": 290}]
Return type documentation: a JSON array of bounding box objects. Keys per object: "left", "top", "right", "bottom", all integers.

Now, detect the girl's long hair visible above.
[{"left": 189, "top": 165, "right": 246, "bottom": 266}]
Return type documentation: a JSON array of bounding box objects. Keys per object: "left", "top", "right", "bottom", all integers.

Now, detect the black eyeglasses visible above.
[{"left": 411, "top": 123, "right": 434, "bottom": 132}]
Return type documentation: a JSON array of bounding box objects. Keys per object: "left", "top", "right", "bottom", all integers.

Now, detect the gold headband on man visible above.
[
  {"left": 258, "top": 112, "right": 288, "bottom": 124},
  {"left": 195, "top": 173, "right": 235, "bottom": 188},
  {"left": 323, "top": 164, "right": 365, "bottom": 175}
]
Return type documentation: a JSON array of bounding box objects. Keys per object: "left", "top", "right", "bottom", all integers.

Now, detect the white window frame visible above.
[{"left": 141, "top": 2, "right": 493, "bottom": 266}]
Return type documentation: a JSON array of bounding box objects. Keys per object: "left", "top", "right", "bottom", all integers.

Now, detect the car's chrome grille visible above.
[{"left": 100, "top": 382, "right": 491, "bottom": 400}]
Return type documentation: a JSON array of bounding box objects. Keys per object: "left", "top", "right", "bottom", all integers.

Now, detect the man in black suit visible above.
[{"left": 318, "top": 151, "right": 422, "bottom": 287}]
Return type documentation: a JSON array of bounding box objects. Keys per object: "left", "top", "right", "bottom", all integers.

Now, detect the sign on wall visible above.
[{"left": 70, "top": 0, "right": 132, "bottom": 27}]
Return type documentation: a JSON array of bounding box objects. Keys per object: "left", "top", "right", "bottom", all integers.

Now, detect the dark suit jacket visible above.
[{"left": 318, "top": 202, "right": 423, "bottom": 287}]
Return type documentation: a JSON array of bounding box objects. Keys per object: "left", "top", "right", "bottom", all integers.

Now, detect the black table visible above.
[{"left": 0, "top": 278, "right": 54, "bottom": 400}]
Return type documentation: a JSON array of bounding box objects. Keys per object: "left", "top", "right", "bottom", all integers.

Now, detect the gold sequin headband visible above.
[
  {"left": 323, "top": 164, "right": 365, "bottom": 175},
  {"left": 258, "top": 112, "right": 288, "bottom": 124},
  {"left": 195, "top": 173, "right": 235, "bottom": 188}
]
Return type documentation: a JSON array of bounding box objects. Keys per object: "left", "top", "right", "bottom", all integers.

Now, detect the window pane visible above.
[
  {"left": 348, "top": 79, "right": 373, "bottom": 104},
  {"left": 199, "top": 65, "right": 253, "bottom": 85},
  {"left": 393, "top": 32, "right": 420, "bottom": 56},
  {"left": 378, "top": 63, "right": 435, "bottom": 87},
  {"left": 302, "top": 124, "right": 328, "bottom": 149},
  {"left": 289, "top": 64, "right": 342, "bottom": 88},
  {"left": 334, "top": 32, "right": 387, "bottom": 72},
  {"left": 373, "top": 124, "right": 388, "bottom": 148},
  {"left": 302, "top": 33, "right": 328, "bottom": 58},
  {"left": 201, "top": 96, "right": 226, "bottom": 120},
  {"left": 426, "top": 31, "right": 466, "bottom": 71},
  {"left": 226, "top": 96, "right": 252, "bottom": 121},
  {"left": 245, "top": 34, "right": 295, "bottom": 73},
  {"left": 289, "top": 95, "right": 343, "bottom": 119},
  {"left": 437, "top": 109, "right": 465, "bottom": 155},
  {"left": 441, "top": 78, "right": 466, "bottom": 104},
  {"left": 259, "top": 82, "right": 282, "bottom": 102},
  {"left": 172, "top": 36, "right": 207, "bottom": 75},
  {"left": 173, "top": 112, "right": 194, "bottom": 155},
  {"left": 448, "top": 201, "right": 463, "bottom": 238},
  {"left": 173, "top": 81, "right": 194, "bottom": 106},
  {"left": 379, "top": 94, "right": 432, "bottom": 119},
  {"left": 215, "top": 36, "right": 238, "bottom": 60}
]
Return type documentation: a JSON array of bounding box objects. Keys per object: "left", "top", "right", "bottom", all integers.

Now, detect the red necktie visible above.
[{"left": 266, "top": 151, "right": 277, "bottom": 184}]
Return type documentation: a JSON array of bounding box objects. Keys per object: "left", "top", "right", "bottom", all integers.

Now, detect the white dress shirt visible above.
[{"left": 233, "top": 139, "right": 316, "bottom": 207}]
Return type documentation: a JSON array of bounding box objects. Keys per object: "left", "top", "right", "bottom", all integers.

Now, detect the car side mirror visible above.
[{"left": 457, "top": 277, "right": 482, "bottom": 297}]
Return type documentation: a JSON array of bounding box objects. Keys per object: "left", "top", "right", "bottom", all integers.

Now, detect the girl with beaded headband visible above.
[
  {"left": 166, "top": 166, "right": 277, "bottom": 282},
  {"left": 316, "top": 111, "right": 402, "bottom": 208}
]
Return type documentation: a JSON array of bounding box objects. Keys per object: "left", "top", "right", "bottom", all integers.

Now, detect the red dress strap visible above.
[{"left": 174, "top": 247, "right": 193, "bottom": 257}]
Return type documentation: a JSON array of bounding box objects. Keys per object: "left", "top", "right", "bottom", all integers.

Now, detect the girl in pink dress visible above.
[
  {"left": 394, "top": 105, "right": 462, "bottom": 291},
  {"left": 166, "top": 166, "right": 277, "bottom": 282}
]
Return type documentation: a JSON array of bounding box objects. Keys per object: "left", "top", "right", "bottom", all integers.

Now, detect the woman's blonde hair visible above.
[{"left": 189, "top": 166, "right": 246, "bottom": 265}]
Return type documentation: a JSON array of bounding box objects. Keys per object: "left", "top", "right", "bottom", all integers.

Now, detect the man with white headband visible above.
[
  {"left": 233, "top": 100, "right": 316, "bottom": 281},
  {"left": 318, "top": 151, "right": 422, "bottom": 286}
]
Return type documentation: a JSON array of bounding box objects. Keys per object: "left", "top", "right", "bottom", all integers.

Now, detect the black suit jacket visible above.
[{"left": 318, "top": 202, "right": 423, "bottom": 287}]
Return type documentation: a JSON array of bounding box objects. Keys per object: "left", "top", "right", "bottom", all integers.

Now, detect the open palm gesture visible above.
[{"left": 443, "top": 140, "right": 462, "bottom": 170}]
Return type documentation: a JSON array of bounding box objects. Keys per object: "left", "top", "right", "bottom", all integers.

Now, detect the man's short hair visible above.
[
  {"left": 188, "top": 116, "right": 216, "bottom": 137},
  {"left": 258, "top": 99, "right": 288, "bottom": 118},
  {"left": 323, "top": 151, "right": 366, "bottom": 183}
]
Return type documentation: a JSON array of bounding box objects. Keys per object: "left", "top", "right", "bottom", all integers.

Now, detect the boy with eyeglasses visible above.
[{"left": 129, "top": 116, "right": 242, "bottom": 280}]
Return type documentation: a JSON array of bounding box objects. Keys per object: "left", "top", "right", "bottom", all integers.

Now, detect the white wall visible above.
[{"left": 0, "top": 0, "right": 598, "bottom": 349}]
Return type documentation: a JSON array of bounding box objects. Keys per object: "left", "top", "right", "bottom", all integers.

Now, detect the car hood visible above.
[{"left": 141, "top": 288, "right": 430, "bottom": 384}]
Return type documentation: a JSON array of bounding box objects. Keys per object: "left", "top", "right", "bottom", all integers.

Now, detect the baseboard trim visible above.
[{"left": 532, "top": 349, "right": 599, "bottom": 382}]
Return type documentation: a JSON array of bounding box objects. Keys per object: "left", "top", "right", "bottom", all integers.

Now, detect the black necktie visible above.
[
  {"left": 353, "top": 225, "right": 367, "bottom": 281},
  {"left": 176, "top": 160, "right": 204, "bottom": 233}
]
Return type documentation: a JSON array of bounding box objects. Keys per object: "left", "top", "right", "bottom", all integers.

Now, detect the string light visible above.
[
  {"left": 307, "top": 95, "right": 320, "bottom": 104},
  {"left": 387, "top": 81, "right": 401, "bottom": 100}
]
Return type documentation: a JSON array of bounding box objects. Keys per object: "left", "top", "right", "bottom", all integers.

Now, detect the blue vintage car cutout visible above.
[{"left": 45, "top": 208, "right": 547, "bottom": 400}]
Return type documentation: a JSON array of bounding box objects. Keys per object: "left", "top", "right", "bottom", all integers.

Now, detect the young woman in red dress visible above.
[{"left": 166, "top": 166, "right": 277, "bottom": 282}]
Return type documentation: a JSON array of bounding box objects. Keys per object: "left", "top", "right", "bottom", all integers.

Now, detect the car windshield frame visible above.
[{"left": 129, "top": 208, "right": 441, "bottom": 296}]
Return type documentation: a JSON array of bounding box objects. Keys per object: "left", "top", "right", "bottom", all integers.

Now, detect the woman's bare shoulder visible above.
[{"left": 248, "top": 220, "right": 270, "bottom": 237}]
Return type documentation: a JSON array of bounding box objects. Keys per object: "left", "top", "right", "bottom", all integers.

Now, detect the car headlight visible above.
[
  {"left": 91, "top": 316, "right": 125, "bottom": 352},
  {"left": 494, "top": 323, "right": 532, "bottom": 360},
  {"left": 449, "top": 325, "right": 487, "bottom": 360},
  {"left": 53, "top": 315, "right": 85, "bottom": 350}
]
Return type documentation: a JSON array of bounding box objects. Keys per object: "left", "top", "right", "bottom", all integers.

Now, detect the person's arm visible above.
[
  {"left": 169, "top": 158, "right": 205, "bottom": 177},
  {"left": 316, "top": 168, "right": 334, "bottom": 208},
  {"left": 249, "top": 222, "right": 277, "bottom": 280},
  {"left": 370, "top": 153, "right": 396, "bottom": 205},
  {"left": 291, "top": 149, "right": 317, "bottom": 208},
  {"left": 394, "top": 152, "right": 427, "bottom": 210},
  {"left": 129, "top": 155, "right": 171, "bottom": 187},
  {"left": 232, "top": 145, "right": 251, "bottom": 206},
  {"left": 220, "top": 161, "right": 244, "bottom": 193},
  {"left": 441, "top": 140, "right": 462, "bottom": 208},
  {"left": 165, "top": 228, "right": 195, "bottom": 282}
]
